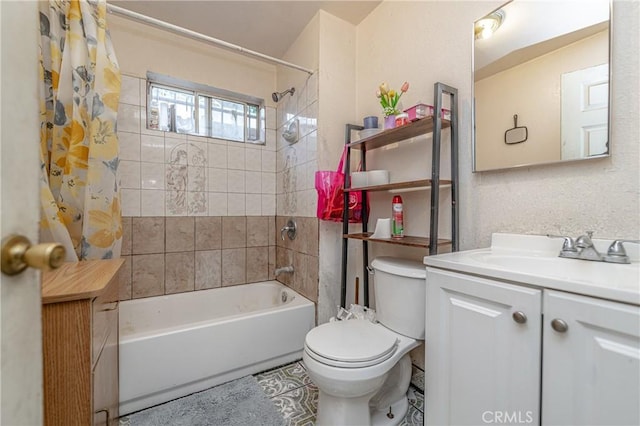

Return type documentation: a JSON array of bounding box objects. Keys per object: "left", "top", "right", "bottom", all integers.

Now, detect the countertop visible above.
[
  {"left": 424, "top": 233, "right": 640, "bottom": 306},
  {"left": 42, "top": 259, "right": 124, "bottom": 304}
]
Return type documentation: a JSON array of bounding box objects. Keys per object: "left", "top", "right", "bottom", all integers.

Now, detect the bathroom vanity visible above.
[
  {"left": 42, "top": 259, "right": 123, "bottom": 426},
  {"left": 424, "top": 234, "right": 639, "bottom": 425}
]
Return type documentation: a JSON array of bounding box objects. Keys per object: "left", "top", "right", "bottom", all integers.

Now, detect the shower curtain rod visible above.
[{"left": 106, "top": 4, "right": 314, "bottom": 75}]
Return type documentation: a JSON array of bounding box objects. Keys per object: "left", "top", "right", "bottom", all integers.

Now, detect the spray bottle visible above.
[{"left": 391, "top": 195, "right": 404, "bottom": 238}]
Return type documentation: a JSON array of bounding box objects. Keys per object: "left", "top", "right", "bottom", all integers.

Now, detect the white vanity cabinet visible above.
[
  {"left": 426, "top": 267, "right": 640, "bottom": 426},
  {"left": 425, "top": 269, "right": 542, "bottom": 426},
  {"left": 542, "top": 290, "right": 640, "bottom": 426}
]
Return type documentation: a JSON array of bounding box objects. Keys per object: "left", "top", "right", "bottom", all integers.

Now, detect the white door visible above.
[
  {"left": 561, "top": 64, "right": 609, "bottom": 160},
  {"left": 542, "top": 290, "right": 640, "bottom": 426},
  {"left": 0, "top": 1, "right": 43, "bottom": 424},
  {"left": 425, "top": 268, "right": 542, "bottom": 426}
]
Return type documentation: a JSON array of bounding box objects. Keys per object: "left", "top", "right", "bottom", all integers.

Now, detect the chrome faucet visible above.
[
  {"left": 275, "top": 265, "right": 294, "bottom": 276},
  {"left": 574, "top": 231, "right": 603, "bottom": 261},
  {"left": 548, "top": 232, "right": 639, "bottom": 264},
  {"left": 280, "top": 218, "right": 297, "bottom": 241}
]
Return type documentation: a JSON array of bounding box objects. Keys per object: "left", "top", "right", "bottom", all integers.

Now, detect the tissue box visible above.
[
  {"left": 404, "top": 104, "right": 431, "bottom": 121},
  {"left": 404, "top": 104, "right": 451, "bottom": 121}
]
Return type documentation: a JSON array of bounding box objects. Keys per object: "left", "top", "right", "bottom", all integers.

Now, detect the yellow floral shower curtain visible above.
[{"left": 39, "top": 0, "right": 122, "bottom": 261}]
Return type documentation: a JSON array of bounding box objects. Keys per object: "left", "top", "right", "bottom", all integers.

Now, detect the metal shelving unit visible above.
[{"left": 340, "top": 82, "right": 459, "bottom": 308}]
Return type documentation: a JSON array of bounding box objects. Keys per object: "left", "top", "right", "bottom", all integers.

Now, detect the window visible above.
[{"left": 146, "top": 72, "right": 265, "bottom": 144}]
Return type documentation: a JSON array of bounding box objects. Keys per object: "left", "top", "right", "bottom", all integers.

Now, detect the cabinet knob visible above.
[
  {"left": 512, "top": 311, "right": 527, "bottom": 324},
  {"left": 551, "top": 318, "right": 568, "bottom": 333}
]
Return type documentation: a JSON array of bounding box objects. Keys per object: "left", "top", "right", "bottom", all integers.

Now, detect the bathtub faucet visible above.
[{"left": 275, "top": 265, "right": 294, "bottom": 276}]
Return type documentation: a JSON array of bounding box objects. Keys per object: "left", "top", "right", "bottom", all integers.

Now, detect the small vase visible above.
[{"left": 384, "top": 115, "right": 396, "bottom": 130}]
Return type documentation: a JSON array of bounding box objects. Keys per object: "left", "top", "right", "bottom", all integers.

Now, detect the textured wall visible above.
[{"left": 355, "top": 0, "right": 639, "bottom": 254}]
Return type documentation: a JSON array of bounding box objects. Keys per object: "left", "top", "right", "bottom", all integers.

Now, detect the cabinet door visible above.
[
  {"left": 426, "top": 268, "right": 542, "bottom": 426},
  {"left": 542, "top": 291, "right": 640, "bottom": 425}
]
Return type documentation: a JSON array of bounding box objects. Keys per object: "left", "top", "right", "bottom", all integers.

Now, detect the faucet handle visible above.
[
  {"left": 575, "top": 231, "right": 595, "bottom": 248},
  {"left": 605, "top": 239, "right": 640, "bottom": 264},
  {"left": 547, "top": 234, "right": 578, "bottom": 253}
]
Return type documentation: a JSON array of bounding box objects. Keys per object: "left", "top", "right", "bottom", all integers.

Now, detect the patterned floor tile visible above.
[
  {"left": 270, "top": 383, "right": 319, "bottom": 426},
  {"left": 398, "top": 404, "right": 424, "bottom": 426},
  {"left": 411, "top": 365, "right": 425, "bottom": 393},
  {"left": 255, "top": 361, "right": 312, "bottom": 398},
  {"left": 407, "top": 386, "right": 424, "bottom": 412}
]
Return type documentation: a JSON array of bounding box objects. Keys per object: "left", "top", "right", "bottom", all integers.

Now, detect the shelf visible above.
[
  {"left": 345, "top": 179, "right": 452, "bottom": 193},
  {"left": 344, "top": 232, "right": 452, "bottom": 249},
  {"left": 348, "top": 117, "right": 451, "bottom": 151}
]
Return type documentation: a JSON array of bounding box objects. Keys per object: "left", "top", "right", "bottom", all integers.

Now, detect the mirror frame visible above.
[{"left": 472, "top": 0, "right": 613, "bottom": 172}]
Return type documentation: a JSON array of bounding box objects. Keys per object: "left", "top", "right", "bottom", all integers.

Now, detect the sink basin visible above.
[
  {"left": 424, "top": 233, "right": 640, "bottom": 305},
  {"left": 468, "top": 251, "right": 639, "bottom": 291}
]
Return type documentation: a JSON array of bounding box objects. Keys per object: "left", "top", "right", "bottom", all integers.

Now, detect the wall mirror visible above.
[{"left": 473, "top": 0, "right": 610, "bottom": 172}]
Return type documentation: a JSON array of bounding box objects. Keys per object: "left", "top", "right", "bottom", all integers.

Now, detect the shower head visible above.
[{"left": 272, "top": 87, "right": 295, "bottom": 103}]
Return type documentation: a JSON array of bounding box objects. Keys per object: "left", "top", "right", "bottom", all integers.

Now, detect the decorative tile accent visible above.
[
  {"left": 255, "top": 361, "right": 312, "bottom": 397},
  {"left": 270, "top": 384, "right": 318, "bottom": 426},
  {"left": 407, "top": 385, "right": 424, "bottom": 412},
  {"left": 398, "top": 404, "right": 424, "bottom": 426},
  {"left": 411, "top": 365, "right": 425, "bottom": 393}
]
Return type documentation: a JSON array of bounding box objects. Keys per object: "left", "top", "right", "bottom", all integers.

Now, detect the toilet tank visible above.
[{"left": 371, "top": 257, "right": 426, "bottom": 339}]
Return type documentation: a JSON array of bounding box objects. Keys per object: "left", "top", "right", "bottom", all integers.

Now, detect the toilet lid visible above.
[{"left": 305, "top": 320, "right": 398, "bottom": 365}]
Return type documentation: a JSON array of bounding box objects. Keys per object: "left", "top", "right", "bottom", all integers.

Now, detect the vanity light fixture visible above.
[{"left": 475, "top": 9, "right": 505, "bottom": 40}]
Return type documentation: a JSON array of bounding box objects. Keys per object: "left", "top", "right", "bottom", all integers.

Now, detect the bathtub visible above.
[{"left": 119, "top": 281, "right": 315, "bottom": 415}]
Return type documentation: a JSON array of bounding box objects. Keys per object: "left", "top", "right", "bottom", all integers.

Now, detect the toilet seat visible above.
[{"left": 304, "top": 320, "right": 399, "bottom": 368}]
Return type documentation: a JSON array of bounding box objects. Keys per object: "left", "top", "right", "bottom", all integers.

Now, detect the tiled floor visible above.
[
  {"left": 254, "top": 361, "right": 425, "bottom": 426},
  {"left": 120, "top": 361, "right": 426, "bottom": 425}
]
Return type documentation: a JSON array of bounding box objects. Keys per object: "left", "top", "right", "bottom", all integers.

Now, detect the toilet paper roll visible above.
[{"left": 370, "top": 218, "right": 391, "bottom": 239}]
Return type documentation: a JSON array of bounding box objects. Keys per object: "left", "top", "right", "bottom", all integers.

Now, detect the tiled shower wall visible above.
[
  {"left": 116, "top": 74, "right": 280, "bottom": 300},
  {"left": 275, "top": 72, "right": 320, "bottom": 303},
  {"left": 119, "top": 216, "right": 276, "bottom": 300},
  {"left": 117, "top": 74, "right": 277, "bottom": 217}
]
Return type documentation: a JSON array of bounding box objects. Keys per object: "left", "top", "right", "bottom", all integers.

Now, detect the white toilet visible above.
[{"left": 303, "top": 257, "right": 426, "bottom": 426}]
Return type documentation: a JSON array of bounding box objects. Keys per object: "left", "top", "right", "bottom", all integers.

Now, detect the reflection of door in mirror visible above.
[
  {"left": 561, "top": 64, "right": 609, "bottom": 160},
  {"left": 473, "top": 0, "right": 610, "bottom": 172}
]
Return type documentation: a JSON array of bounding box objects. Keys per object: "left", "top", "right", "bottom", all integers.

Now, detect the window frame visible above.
[{"left": 146, "top": 72, "right": 265, "bottom": 145}]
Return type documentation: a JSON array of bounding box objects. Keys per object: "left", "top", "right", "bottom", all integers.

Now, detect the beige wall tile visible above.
[
  {"left": 222, "top": 216, "right": 246, "bottom": 249},
  {"left": 246, "top": 216, "right": 269, "bottom": 247},
  {"left": 132, "top": 217, "right": 164, "bottom": 254},
  {"left": 303, "top": 254, "right": 319, "bottom": 303},
  {"left": 195, "top": 250, "right": 222, "bottom": 290},
  {"left": 275, "top": 246, "right": 293, "bottom": 287},
  {"left": 268, "top": 216, "right": 276, "bottom": 246},
  {"left": 119, "top": 255, "right": 132, "bottom": 301},
  {"left": 165, "top": 252, "right": 195, "bottom": 294},
  {"left": 268, "top": 246, "right": 276, "bottom": 280},
  {"left": 222, "top": 248, "right": 246, "bottom": 286},
  {"left": 246, "top": 247, "right": 268, "bottom": 283},
  {"left": 165, "top": 217, "right": 195, "bottom": 252},
  {"left": 195, "top": 217, "right": 222, "bottom": 250},
  {"left": 301, "top": 217, "right": 319, "bottom": 256},
  {"left": 121, "top": 217, "right": 132, "bottom": 256},
  {"left": 132, "top": 254, "right": 165, "bottom": 298},
  {"left": 292, "top": 250, "right": 307, "bottom": 296}
]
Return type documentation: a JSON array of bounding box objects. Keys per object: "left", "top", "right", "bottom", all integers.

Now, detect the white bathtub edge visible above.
[{"left": 120, "top": 350, "right": 303, "bottom": 416}]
